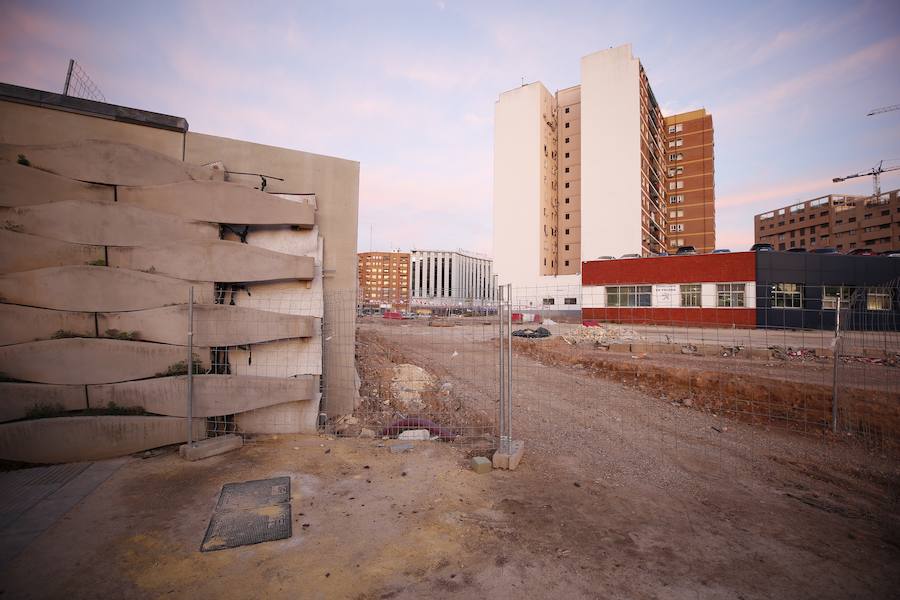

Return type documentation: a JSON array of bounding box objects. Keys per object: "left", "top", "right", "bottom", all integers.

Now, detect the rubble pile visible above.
[{"left": 562, "top": 325, "right": 645, "bottom": 346}]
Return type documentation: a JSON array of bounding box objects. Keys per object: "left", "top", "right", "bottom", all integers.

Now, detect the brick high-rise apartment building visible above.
[
  {"left": 754, "top": 189, "right": 900, "bottom": 253},
  {"left": 493, "top": 44, "right": 715, "bottom": 301},
  {"left": 357, "top": 251, "right": 410, "bottom": 309},
  {"left": 664, "top": 109, "right": 715, "bottom": 253}
]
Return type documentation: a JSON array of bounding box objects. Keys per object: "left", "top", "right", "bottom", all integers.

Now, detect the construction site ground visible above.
[{"left": 0, "top": 318, "right": 897, "bottom": 599}]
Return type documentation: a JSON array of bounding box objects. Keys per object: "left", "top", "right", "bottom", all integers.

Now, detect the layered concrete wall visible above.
[{"left": 0, "top": 90, "right": 359, "bottom": 462}]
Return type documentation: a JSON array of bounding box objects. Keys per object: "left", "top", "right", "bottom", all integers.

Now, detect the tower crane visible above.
[
  {"left": 866, "top": 104, "right": 900, "bottom": 116},
  {"left": 832, "top": 160, "right": 900, "bottom": 200}
]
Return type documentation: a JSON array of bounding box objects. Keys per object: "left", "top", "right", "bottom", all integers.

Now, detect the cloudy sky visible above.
[{"left": 2, "top": 0, "right": 899, "bottom": 253}]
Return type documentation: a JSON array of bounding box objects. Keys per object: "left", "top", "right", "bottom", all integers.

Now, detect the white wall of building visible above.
[
  {"left": 410, "top": 249, "right": 495, "bottom": 306},
  {"left": 580, "top": 45, "right": 643, "bottom": 260}
]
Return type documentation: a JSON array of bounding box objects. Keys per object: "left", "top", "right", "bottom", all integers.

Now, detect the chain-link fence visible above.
[{"left": 182, "top": 276, "right": 899, "bottom": 459}]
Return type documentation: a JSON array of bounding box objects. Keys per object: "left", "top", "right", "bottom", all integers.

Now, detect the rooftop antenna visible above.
[{"left": 521, "top": 76, "right": 525, "bottom": 86}]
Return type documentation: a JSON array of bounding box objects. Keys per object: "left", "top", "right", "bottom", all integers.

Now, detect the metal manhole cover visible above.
[
  {"left": 201, "top": 477, "right": 292, "bottom": 552},
  {"left": 215, "top": 476, "right": 290, "bottom": 511},
  {"left": 201, "top": 503, "right": 292, "bottom": 552}
]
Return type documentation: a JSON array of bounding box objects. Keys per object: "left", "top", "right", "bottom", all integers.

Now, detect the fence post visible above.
[
  {"left": 498, "top": 285, "right": 507, "bottom": 454},
  {"left": 505, "top": 283, "right": 513, "bottom": 449},
  {"left": 832, "top": 291, "right": 841, "bottom": 434},
  {"left": 187, "top": 285, "right": 194, "bottom": 447}
]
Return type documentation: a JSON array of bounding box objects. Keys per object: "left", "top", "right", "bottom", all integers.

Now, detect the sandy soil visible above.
[{"left": 0, "top": 319, "right": 898, "bottom": 599}]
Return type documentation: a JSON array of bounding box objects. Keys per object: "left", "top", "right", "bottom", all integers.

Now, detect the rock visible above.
[
  {"left": 359, "top": 428, "right": 376, "bottom": 438},
  {"left": 440, "top": 382, "right": 453, "bottom": 395},
  {"left": 389, "top": 442, "right": 414, "bottom": 454},
  {"left": 398, "top": 429, "right": 431, "bottom": 441},
  {"left": 390, "top": 364, "right": 437, "bottom": 408},
  {"left": 683, "top": 398, "right": 693, "bottom": 407},
  {"left": 471, "top": 456, "right": 492, "bottom": 474}
]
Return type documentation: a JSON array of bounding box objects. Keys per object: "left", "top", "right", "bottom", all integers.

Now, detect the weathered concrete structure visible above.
[{"left": 0, "top": 83, "right": 359, "bottom": 463}]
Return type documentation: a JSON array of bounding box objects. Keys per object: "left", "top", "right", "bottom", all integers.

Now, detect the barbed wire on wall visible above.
[{"left": 63, "top": 59, "right": 106, "bottom": 103}]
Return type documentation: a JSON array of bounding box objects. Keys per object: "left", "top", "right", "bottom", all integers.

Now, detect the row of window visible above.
[
  {"left": 542, "top": 297, "right": 578, "bottom": 305},
  {"left": 602, "top": 285, "right": 892, "bottom": 311}
]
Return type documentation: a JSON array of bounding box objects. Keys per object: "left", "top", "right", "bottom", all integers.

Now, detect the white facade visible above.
[
  {"left": 492, "top": 45, "right": 647, "bottom": 306},
  {"left": 580, "top": 45, "right": 643, "bottom": 260},
  {"left": 582, "top": 282, "right": 757, "bottom": 309},
  {"left": 410, "top": 249, "right": 495, "bottom": 307},
  {"left": 493, "top": 82, "right": 581, "bottom": 304}
]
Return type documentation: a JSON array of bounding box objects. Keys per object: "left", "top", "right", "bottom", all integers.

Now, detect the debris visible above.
[
  {"left": 359, "top": 428, "right": 376, "bottom": 438},
  {"left": 389, "top": 443, "right": 414, "bottom": 454},
  {"left": 398, "top": 429, "right": 432, "bottom": 441},
  {"left": 390, "top": 364, "right": 437, "bottom": 408},
  {"left": 381, "top": 417, "right": 455, "bottom": 440},
  {"left": 562, "top": 324, "right": 645, "bottom": 345},
  {"left": 451, "top": 351, "right": 459, "bottom": 358},
  {"left": 573, "top": 482, "right": 581, "bottom": 488},
  {"left": 512, "top": 327, "right": 551, "bottom": 339},
  {"left": 681, "top": 344, "right": 698, "bottom": 355},
  {"left": 543, "top": 318, "right": 557, "bottom": 326},
  {"left": 711, "top": 426, "right": 722, "bottom": 433},
  {"left": 471, "top": 457, "right": 492, "bottom": 474}
]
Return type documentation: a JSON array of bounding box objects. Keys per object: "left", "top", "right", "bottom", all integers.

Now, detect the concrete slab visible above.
[
  {"left": 0, "top": 158, "right": 113, "bottom": 207},
  {"left": 180, "top": 434, "right": 242, "bottom": 461},
  {"left": 0, "top": 382, "right": 88, "bottom": 423},
  {"left": 471, "top": 456, "right": 492, "bottom": 474},
  {"left": 0, "top": 229, "right": 104, "bottom": 274},
  {"left": 0, "top": 303, "right": 95, "bottom": 346},
  {"left": 492, "top": 440, "right": 525, "bottom": 471}
]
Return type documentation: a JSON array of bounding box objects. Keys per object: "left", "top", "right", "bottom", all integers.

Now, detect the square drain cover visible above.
[{"left": 201, "top": 477, "right": 292, "bottom": 552}]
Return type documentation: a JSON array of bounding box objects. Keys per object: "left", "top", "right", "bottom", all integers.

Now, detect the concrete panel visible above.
[
  {"left": 0, "top": 140, "right": 218, "bottom": 186},
  {"left": 108, "top": 240, "right": 315, "bottom": 282},
  {"left": 98, "top": 304, "right": 317, "bottom": 346},
  {"left": 185, "top": 132, "right": 359, "bottom": 416},
  {"left": 119, "top": 181, "right": 315, "bottom": 226},
  {"left": 0, "top": 230, "right": 104, "bottom": 273},
  {"left": 0, "top": 416, "right": 206, "bottom": 463},
  {"left": 87, "top": 375, "right": 317, "bottom": 417},
  {"left": 0, "top": 266, "right": 214, "bottom": 312},
  {"left": 234, "top": 400, "right": 319, "bottom": 434},
  {"left": 0, "top": 200, "right": 218, "bottom": 246},
  {"left": 0, "top": 383, "right": 87, "bottom": 423},
  {"left": 0, "top": 338, "right": 209, "bottom": 385},
  {"left": 0, "top": 160, "right": 113, "bottom": 207},
  {"left": 230, "top": 338, "right": 323, "bottom": 377},
  {"left": 0, "top": 304, "right": 95, "bottom": 346}
]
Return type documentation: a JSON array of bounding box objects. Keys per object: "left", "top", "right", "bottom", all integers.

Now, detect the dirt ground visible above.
[{"left": 1, "top": 319, "right": 898, "bottom": 599}]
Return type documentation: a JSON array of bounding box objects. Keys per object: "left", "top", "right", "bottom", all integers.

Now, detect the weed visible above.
[
  {"left": 155, "top": 354, "right": 204, "bottom": 377},
  {"left": 25, "top": 403, "right": 66, "bottom": 419},
  {"left": 87, "top": 259, "right": 107, "bottom": 266},
  {"left": 52, "top": 330, "right": 84, "bottom": 339},
  {"left": 16, "top": 154, "right": 30, "bottom": 166},
  {"left": 105, "top": 329, "right": 139, "bottom": 341}
]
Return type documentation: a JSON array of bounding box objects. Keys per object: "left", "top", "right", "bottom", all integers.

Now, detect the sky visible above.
[{"left": 1, "top": 0, "right": 899, "bottom": 254}]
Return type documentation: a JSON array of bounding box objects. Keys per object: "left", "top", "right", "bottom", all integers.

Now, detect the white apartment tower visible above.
[{"left": 494, "top": 44, "right": 688, "bottom": 296}]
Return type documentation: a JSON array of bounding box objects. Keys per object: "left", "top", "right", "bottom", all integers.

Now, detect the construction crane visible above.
[
  {"left": 867, "top": 104, "right": 900, "bottom": 116},
  {"left": 832, "top": 160, "right": 900, "bottom": 200}
]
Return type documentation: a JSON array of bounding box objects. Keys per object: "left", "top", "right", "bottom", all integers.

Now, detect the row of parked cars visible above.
[{"left": 598, "top": 244, "right": 900, "bottom": 259}]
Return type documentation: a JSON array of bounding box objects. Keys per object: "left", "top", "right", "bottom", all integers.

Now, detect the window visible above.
[
  {"left": 565, "top": 228, "right": 570, "bottom": 235},
  {"left": 565, "top": 182, "right": 570, "bottom": 188},
  {"left": 565, "top": 213, "right": 570, "bottom": 220},
  {"left": 565, "top": 152, "right": 570, "bottom": 158},
  {"left": 565, "top": 122, "right": 570, "bottom": 128},
  {"left": 670, "top": 223, "right": 684, "bottom": 232},
  {"left": 565, "top": 107, "right": 570, "bottom": 114},
  {"left": 542, "top": 298, "right": 555, "bottom": 305},
  {"left": 564, "top": 244, "right": 570, "bottom": 250},
  {"left": 716, "top": 283, "right": 745, "bottom": 307},
  {"left": 771, "top": 283, "right": 802, "bottom": 308},
  {"left": 867, "top": 288, "right": 890, "bottom": 311},
  {"left": 823, "top": 286, "right": 853, "bottom": 310},
  {"left": 565, "top": 137, "right": 570, "bottom": 143},
  {"left": 667, "top": 123, "right": 682, "bottom": 134},
  {"left": 669, "top": 181, "right": 685, "bottom": 190},
  {"left": 565, "top": 167, "right": 570, "bottom": 173},
  {"left": 667, "top": 167, "right": 684, "bottom": 176},
  {"left": 670, "top": 195, "right": 684, "bottom": 204},
  {"left": 668, "top": 138, "right": 683, "bottom": 148},
  {"left": 564, "top": 297, "right": 577, "bottom": 305},
  {"left": 564, "top": 260, "right": 569, "bottom": 266},
  {"left": 681, "top": 284, "right": 701, "bottom": 307},
  {"left": 565, "top": 197, "right": 570, "bottom": 204},
  {"left": 606, "top": 285, "right": 652, "bottom": 307}
]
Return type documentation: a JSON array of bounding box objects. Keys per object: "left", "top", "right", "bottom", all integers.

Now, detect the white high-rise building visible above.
[
  {"left": 409, "top": 249, "right": 495, "bottom": 308},
  {"left": 493, "top": 44, "right": 684, "bottom": 305}
]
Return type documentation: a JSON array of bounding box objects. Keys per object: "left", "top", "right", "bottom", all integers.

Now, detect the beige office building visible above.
[{"left": 493, "top": 44, "right": 715, "bottom": 300}]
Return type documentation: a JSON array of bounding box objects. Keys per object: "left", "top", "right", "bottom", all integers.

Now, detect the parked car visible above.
[
  {"left": 712, "top": 248, "right": 731, "bottom": 254},
  {"left": 619, "top": 253, "right": 641, "bottom": 259},
  {"left": 595, "top": 255, "right": 616, "bottom": 260},
  {"left": 652, "top": 250, "right": 670, "bottom": 257},
  {"left": 750, "top": 243, "right": 774, "bottom": 252},
  {"left": 675, "top": 245, "right": 697, "bottom": 255},
  {"left": 879, "top": 249, "right": 900, "bottom": 257},
  {"left": 811, "top": 247, "right": 839, "bottom": 254},
  {"left": 847, "top": 248, "right": 875, "bottom": 256},
  {"left": 786, "top": 247, "right": 807, "bottom": 253}
]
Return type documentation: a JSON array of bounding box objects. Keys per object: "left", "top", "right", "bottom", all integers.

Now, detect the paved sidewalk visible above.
[{"left": 0, "top": 458, "right": 126, "bottom": 569}]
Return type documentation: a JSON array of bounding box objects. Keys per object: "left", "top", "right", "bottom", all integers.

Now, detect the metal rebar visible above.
[
  {"left": 187, "top": 286, "right": 194, "bottom": 447},
  {"left": 63, "top": 59, "right": 74, "bottom": 95}
]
